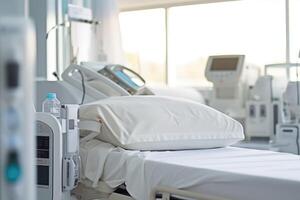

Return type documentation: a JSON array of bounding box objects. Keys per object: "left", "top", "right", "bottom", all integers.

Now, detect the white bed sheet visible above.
[{"left": 80, "top": 140, "right": 300, "bottom": 200}]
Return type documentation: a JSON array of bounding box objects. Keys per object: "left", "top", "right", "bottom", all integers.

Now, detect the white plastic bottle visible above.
[{"left": 42, "top": 93, "right": 61, "bottom": 118}]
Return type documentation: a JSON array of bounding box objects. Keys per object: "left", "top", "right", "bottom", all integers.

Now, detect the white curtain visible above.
[{"left": 92, "top": 0, "right": 125, "bottom": 64}]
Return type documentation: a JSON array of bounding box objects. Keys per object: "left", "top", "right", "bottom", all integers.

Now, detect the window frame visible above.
[{"left": 119, "top": 0, "right": 240, "bottom": 12}]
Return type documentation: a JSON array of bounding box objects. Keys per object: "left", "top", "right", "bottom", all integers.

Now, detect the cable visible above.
[
  {"left": 76, "top": 69, "right": 86, "bottom": 105},
  {"left": 46, "top": 22, "right": 68, "bottom": 40},
  {"left": 52, "top": 72, "right": 60, "bottom": 80}
]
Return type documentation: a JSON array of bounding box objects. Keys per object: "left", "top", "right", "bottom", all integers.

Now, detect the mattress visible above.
[{"left": 80, "top": 140, "right": 300, "bottom": 200}]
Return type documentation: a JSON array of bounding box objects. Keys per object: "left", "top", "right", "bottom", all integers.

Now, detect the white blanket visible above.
[
  {"left": 81, "top": 140, "right": 300, "bottom": 200},
  {"left": 80, "top": 140, "right": 115, "bottom": 187}
]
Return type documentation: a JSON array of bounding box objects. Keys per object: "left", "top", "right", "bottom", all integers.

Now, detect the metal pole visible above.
[
  {"left": 165, "top": 8, "right": 169, "bottom": 85},
  {"left": 285, "top": 0, "right": 291, "bottom": 79}
]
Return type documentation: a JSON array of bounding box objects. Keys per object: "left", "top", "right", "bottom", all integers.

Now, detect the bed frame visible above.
[
  {"left": 151, "top": 186, "right": 229, "bottom": 200},
  {"left": 77, "top": 179, "right": 228, "bottom": 200},
  {"left": 108, "top": 186, "right": 228, "bottom": 200}
]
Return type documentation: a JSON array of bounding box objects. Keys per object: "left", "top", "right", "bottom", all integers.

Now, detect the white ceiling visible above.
[{"left": 118, "top": 0, "right": 238, "bottom": 11}]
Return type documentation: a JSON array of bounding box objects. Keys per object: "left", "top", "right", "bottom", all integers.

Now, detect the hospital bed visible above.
[
  {"left": 76, "top": 121, "right": 300, "bottom": 200},
  {"left": 37, "top": 63, "right": 300, "bottom": 200}
]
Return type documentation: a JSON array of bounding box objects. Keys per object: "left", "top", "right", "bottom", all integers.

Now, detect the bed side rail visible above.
[{"left": 152, "top": 186, "right": 230, "bottom": 200}]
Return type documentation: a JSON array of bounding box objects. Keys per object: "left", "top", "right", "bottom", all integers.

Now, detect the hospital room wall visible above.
[
  {"left": 27, "top": 0, "right": 62, "bottom": 80},
  {"left": 0, "top": 0, "right": 28, "bottom": 16},
  {"left": 29, "top": 0, "right": 49, "bottom": 79}
]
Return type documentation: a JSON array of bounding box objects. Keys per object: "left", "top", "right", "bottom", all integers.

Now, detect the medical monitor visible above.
[
  {"left": 210, "top": 57, "right": 239, "bottom": 71},
  {"left": 205, "top": 55, "right": 245, "bottom": 85}
]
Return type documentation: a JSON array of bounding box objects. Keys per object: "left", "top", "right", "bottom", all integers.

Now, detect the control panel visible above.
[{"left": 36, "top": 121, "right": 53, "bottom": 200}]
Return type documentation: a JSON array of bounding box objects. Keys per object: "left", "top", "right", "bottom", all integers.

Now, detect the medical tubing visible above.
[
  {"left": 52, "top": 72, "right": 60, "bottom": 80},
  {"left": 45, "top": 22, "right": 67, "bottom": 39}
]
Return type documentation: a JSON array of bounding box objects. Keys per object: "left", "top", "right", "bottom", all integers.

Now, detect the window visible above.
[
  {"left": 168, "top": 0, "right": 285, "bottom": 86},
  {"left": 290, "top": 0, "right": 300, "bottom": 62},
  {"left": 289, "top": 0, "right": 300, "bottom": 81},
  {"left": 120, "top": 0, "right": 297, "bottom": 86},
  {"left": 119, "top": 9, "right": 166, "bottom": 86}
]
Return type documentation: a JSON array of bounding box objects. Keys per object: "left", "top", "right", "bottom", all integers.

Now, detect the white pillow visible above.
[{"left": 79, "top": 96, "right": 244, "bottom": 150}]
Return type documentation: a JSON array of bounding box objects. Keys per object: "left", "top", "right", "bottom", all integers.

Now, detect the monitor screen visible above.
[{"left": 210, "top": 57, "right": 239, "bottom": 71}]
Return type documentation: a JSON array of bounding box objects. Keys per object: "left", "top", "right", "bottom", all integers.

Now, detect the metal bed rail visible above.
[
  {"left": 76, "top": 183, "right": 231, "bottom": 200},
  {"left": 152, "top": 186, "right": 230, "bottom": 200}
]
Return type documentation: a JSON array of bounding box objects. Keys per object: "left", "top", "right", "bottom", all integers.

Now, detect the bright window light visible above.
[
  {"left": 119, "top": 9, "right": 166, "bottom": 86},
  {"left": 168, "top": 0, "right": 286, "bottom": 86},
  {"left": 290, "top": 0, "right": 300, "bottom": 63},
  {"left": 286, "top": 0, "right": 300, "bottom": 81},
  {"left": 120, "top": 0, "right": 296, "bottom": 86}
]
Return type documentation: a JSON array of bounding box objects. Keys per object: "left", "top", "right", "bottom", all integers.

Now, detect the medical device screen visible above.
[
  {"left": 211, "top": 58, "right": 239, "bottom": 71},
  {"left": 97, "top": 64, "right": 147, "bottom": 95},
  {"left": 99, "top": 65, "right": 146, "bottom": 93},
  {"left": 37, "top": 166, "right": 49, "bottom": 186},
  {"left": 115, "top": 70, "right": 142, "bottom": 90},
  {"left": 37, "top": 136, "right": 50, "bottom": 186},
  {"left": 37, "top": 136, "right": 49, "bottom": 158}
]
